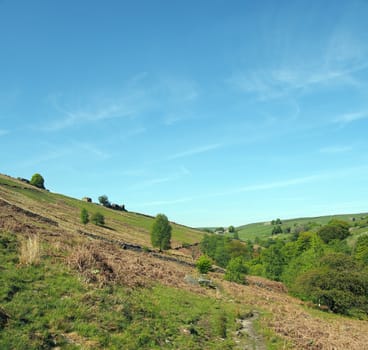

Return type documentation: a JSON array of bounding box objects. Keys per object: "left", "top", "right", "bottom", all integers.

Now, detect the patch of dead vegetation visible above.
[
  {"left": 220, "top": 279, "right": 368, "bottom": 350},
  {"left": 19, "top": 234, "right": 41, "bottom": 266},
  {"left": 66, "top": 241, "right": 210, "bottom": 295}
]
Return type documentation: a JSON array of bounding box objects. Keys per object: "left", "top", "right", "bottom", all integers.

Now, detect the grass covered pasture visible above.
[{"left": 0, "top": 230, "right": 253, "bottom": 350}]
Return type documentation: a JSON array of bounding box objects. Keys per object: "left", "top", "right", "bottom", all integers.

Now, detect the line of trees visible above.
[{"left": 199, "top": 219, "right": 368, "bottom": 317}]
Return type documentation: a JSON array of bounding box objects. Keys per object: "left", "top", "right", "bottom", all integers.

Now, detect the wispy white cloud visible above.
[
  {"left": 43, "top": 102, "right": 135, "bottom": 131},
  {"left": 75, "top": 142, "right": 111, "bottom": 159},
  {"left": 319, "top": 145, "right": 353, "bottom": 154},
  {"left": 333, "top": 111, "right": 368, "bottom": 125},
  {"left": 135, "top": 166, "right": 368, "bottom": 210},
  {"left": 168, "top": 143, "right": 222, "bottom": 160},
  {"left": 0, "top": 129, "right": 9, "bottom": 136},
  {"left": 229, "top": 25, "right": 368, "bottom": 101},
  {"left": 228, "top": 62, "right": 366, "bottom": 101},
  {"left": 212, "top": 174, "right": 323, "bottom": 198},
  {"left": 42, "top": 74, "right": 200, "bottom": 132}
]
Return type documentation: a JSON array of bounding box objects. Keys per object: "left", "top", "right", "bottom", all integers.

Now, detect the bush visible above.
[
  {"left": 80, "top": 208, "right": 89, "bottom": 225},
  {"left": 196, "top": 255, "right": 212, "bottom": 274},
  {"left": 91, "top": 212, "right": 105, "bottom": 226},
  {"left": 30, "top": 173, "right": 45, "bottom": 189},
  {"left": 224, "top": 257, "right": 248, "bottom": 284}
]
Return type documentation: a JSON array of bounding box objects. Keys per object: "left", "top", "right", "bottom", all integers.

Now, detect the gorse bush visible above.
[{"left": 196, "top": 255, "right": 212, "bottom": 274}]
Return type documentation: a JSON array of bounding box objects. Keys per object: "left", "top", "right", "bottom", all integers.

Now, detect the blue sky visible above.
[{"left": 1, "top": 0, "right": 368, "bottom": 227}]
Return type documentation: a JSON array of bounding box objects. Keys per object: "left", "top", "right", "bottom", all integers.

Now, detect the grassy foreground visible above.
[{"left": 0, "top": 230, "right": 252, "bottom": 349}]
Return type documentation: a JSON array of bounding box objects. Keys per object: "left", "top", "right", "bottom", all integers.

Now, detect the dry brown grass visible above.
[
  {"left": 66, "top": 240, "right": 212, "bottom": 296},
  {"left": 217, "top": 276, "right": 368, "bottom": 350},
  {"left": 19, "top": 235, "right": 41, "bottom": 265}
]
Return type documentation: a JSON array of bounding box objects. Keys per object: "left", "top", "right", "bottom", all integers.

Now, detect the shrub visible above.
[
  {"left": 80, "top": 208, "right": 89, "bottom": 225},
  {"left": 224, "top": 257, "right": 248, "bottom": 284},
  {"left": 196, "top": 255, "right": 212, "bottom": 274},
  {"left": 91, "top": 212, "right": 105, "bottom": 226},
  {"left": 30, "top": 173, "right": 45, "bottom": 189}
]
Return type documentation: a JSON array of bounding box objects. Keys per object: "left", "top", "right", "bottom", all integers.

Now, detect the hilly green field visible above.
[
  {"left": 236, "top": 213, "right": 368, "bottom": 242},
  {"left": 0, "top": 174, "right": 204, "bottom": 248},
  {"left": 1, "top": 173, "right": 368, "bottom": 349}
]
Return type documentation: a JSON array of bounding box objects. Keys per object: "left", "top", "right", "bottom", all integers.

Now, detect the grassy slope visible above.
[
  {"left": 0, "top": 231, "right": 251, "bottom": 350},
  {"left": 237, "top": 213, "right": 368, "bottom": 241},
  {"left": 2, "top": 173, "right": 368, "bottom": 349},
  {"left": 0, "top": 174, "right": 204, "bottom": 247}
]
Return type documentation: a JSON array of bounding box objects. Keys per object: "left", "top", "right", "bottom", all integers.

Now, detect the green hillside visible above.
[
  {"left": 2, "top": 173, "right": 368, "bottom": 349},
  {"left": 0, "top": 174, "right": 204, "bottom": 248},
  {"left": 237, "top": 213, "right": 368, "bottom": 241}
]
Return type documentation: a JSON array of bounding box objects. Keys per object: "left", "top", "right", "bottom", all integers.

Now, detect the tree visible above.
[
  {"left": 293, "top": 254, "right": 368, "bottom": 315},
  {"left": 196, "top": 255, "right": 212, "bottom": 274},
  {"left": 355, "top": 235, "right": 368, "bottom": 264},
  {"left": 317, "top": 220, "right": 350, "bottom": 244},
  {"left": 80, "top": 208, "right": 89, "bottom": 225},
  {"left": 224, "top": 257, "right": 248, "bottom": 284},
  {"left": 151, "top": 214, "right": 172, "bottom": 251},
  {"left": 228, "top": 225, "right": 235, "bottom": 233},
  {"left": 91, "top": 212, "right": 105, "bottom": 226},
  {"left": 98, "top": 195, "right": 110, "bottom": 207},
  {"left": 272, "top": 225, "right": 283, "bottom": 235},
  {"left": 261, "top": 241, "right": 286, "bottom": 281},
  {"left": 30, "top": 173, "right": 45, "bottom": 189}
]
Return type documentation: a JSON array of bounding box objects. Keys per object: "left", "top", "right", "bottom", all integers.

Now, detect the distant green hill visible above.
[{"left": 236, "top": 213, "right": 368, "bottom": 241}]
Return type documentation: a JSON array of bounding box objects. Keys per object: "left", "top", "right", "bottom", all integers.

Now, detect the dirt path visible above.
[{"left": 234, "top": 311, "right": 266, "bottom": 350}]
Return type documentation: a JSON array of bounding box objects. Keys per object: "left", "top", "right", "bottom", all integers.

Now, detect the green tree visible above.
[
  {"left": 98, "top": 195, "right": 110, "bottom": 207},
  {"left": 261, "top": 241, "right": 286, "bottom": 281},
  {"left": 224, "top": 257, "right": 248, "bottom": 284},
  {"left": 355, "top": 235, "right": 368, "bottom": 264},
  {"left": 91, "top": 212, "right": 105, "bottom": 226},
  {"left": 228, "top": 225, "right": 235, "bottom": 233},
  {"left": 80, "top": 208, "right": 89, "bottom": 225},
  {"left": 317, "top": 220, "right": 350, "bottom": 243},
  {"left": 272, "top": 225, "right": 283, "bottom": 235},
  {"left": 30, "top": 173, "right": 45, "bottom": 189},
  {"left": 151, "top": 214, "right": 172, "bottom": 251},
  {"left": 293, "top": 253, "right": 368, "bottom": 315},
  {"left": 196, "top": 255, "right": 212, "bottom": 274}
]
